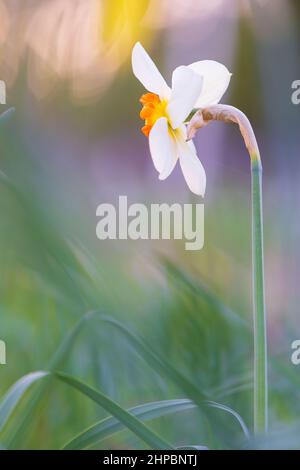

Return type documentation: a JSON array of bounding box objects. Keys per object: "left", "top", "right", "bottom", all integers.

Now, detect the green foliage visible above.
[{"left": 0, "top": 101, "right": 298, "bottom": 450}]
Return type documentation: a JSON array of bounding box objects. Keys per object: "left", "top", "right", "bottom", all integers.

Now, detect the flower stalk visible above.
[
  {"left": 251, "top": 155, "right": 267, "bottom": 435},
  {"left": 188, "top": 105, "right": 268, "bottom": 435}
]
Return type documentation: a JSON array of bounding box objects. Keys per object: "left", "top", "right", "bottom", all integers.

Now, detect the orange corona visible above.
[{"left": 139, "top": 92, "right": 168, "bottom": 137}]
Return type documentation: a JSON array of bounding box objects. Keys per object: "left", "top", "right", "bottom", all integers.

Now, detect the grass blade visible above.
[
  {"left": 48, "top": 310, "right": 98, "bottom": 370},
  {"left": 63, "top": 398, "right": 196, "bottom": 450},
  {"left": 0, "top": 372, "right": 48, "bottom": 433},
  {"left": 7, "top": 311, "right": 98, "bottom": 448},
  {"left": 205, "top": 401, "right": 250, "bottom": 439},
  {"left": 162, "top": 258, "right": 248, "bottom": 328},
  {"left": 56, "top": 372, "right": 174, "bottom": 450},
  {"left": 100, "top": 316, "right": 250, "bottom": 444},
  {"left": 100, "top": 316, "right": 208, "bottom": 407},
  {"left": 0, "top": 108, "right": 15, "bottom": 126},
  {"left": 177, "top": 445, "right": 208, "bottom": 450}
]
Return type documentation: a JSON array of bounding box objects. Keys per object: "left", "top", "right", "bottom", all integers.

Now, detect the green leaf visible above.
[
  {"left": 56, "top": 372, "right": 174, "bottom": 450},
  {"left": 177, "top": 445, "right": 208, "bottom": 450},
  {"left": 211, "top": 373, "right": 252, "bottom": 399},
  {"left": 7, "top": 311, "right": 98, "bottom": 448},
  {"left": 100, "top": 316, "right": 250, "bottom": 443},
  {"left": 162, "top": 258, "right": 248, "bottom": 328},
  {"left": 100, "top": 316, "right": 208, "bottom": 408},
  {"left": 0, "top": 108, "right": 15, "bottom": 126},
  {"left": 64, "top": 398, "right": 197, "bottom": 450},
  {"left": 205, "top": 401, "right": 250, "bottom": 439},
  {"left": 48, "top": 310, "right": 98, "bottom": 370},
  {"left": 0, "top": 371, "right": 48, "bottom": 433}
]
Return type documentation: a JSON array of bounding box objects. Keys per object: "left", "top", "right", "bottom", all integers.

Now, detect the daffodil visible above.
[{"left": 132, "top": 42, "right": 231, "bottom": 196}]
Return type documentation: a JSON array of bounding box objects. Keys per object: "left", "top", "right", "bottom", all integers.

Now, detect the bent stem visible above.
[
  {"left": 187, "top": 105, "right": 268, "bottom": 435},
  {"left": 251, "top": 155, "right": 267, "bottom": 435}
]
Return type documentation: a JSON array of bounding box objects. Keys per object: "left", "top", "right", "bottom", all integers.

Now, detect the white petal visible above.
[
  {"left": 132, "top": 42, "right": 171, "bottom": 99},
  {"left": 177, "top": 135, "right": 206, "bottom": 196},
  {"left": 149, "top": 118, "right": 177, "bottom": 179},
  {"left": 159, "top": 130, "right": 178, "bottom": 180},
  {"left": 167, "top": 66, "right": 203, "bottom": 129},
  {"left": 188, "top": 60, "right": 231, "bottom": 108}
]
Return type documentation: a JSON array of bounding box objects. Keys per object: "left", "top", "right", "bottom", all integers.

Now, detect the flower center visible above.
[{"left": 139, "top": 93, "right": 168, "bottom": 137}]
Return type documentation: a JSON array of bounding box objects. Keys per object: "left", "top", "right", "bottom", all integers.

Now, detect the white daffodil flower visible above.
[{"left": 132, "top": 42, "right": 232, "bottom": 195}]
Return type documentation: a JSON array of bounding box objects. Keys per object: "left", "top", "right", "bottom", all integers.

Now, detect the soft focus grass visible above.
[{"left": 0, "top": 100, "right": 299, "bottom": 449}]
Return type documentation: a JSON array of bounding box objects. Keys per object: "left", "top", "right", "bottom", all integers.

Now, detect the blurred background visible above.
[{"left": 0, "top": 0, "right": 300, "bottom": 449}]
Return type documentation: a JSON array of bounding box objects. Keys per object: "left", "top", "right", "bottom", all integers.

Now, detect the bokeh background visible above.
[{"left": 0, "top": 0, "right": 300, "bottom": 449}]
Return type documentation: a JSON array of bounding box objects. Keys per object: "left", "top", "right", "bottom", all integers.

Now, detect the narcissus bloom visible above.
[{"left": 132, "top": 42, "right": 231, "bottom": 195}]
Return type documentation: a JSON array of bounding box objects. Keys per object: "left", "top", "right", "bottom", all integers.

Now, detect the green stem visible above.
[
  {"left": 187, "top": 105, "right": 268, "bottom": 436},
  {"left": 251, "top": 156, "right": 267, "bottom": 435}
]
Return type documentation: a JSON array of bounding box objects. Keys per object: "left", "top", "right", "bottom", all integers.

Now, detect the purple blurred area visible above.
[{"left": 0, "top": 0, "right": 299, "bottom": 342}]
